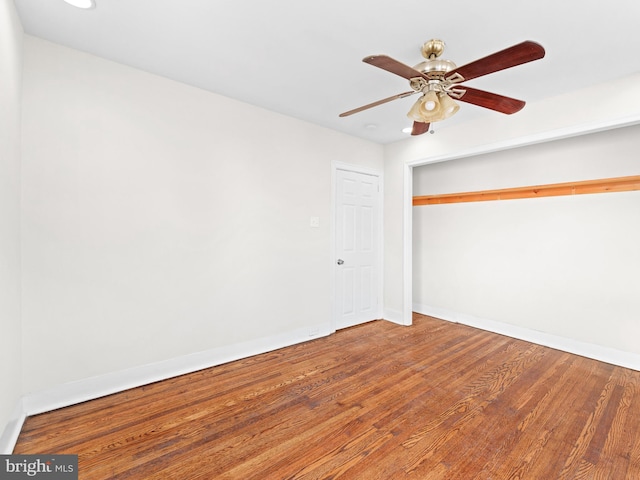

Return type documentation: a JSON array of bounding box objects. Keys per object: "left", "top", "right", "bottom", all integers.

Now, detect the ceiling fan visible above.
[{"left": 339, "top": 39, "right": 545, "bottom": 136}]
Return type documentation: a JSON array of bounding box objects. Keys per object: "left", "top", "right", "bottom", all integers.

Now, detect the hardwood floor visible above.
[{"left": 14, "top": 314, "right": 640, "bottom": 479}]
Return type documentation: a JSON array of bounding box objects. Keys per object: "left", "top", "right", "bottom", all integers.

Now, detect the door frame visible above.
[{"left": 330, "top": 161, "right": 384, "bottom": 333}]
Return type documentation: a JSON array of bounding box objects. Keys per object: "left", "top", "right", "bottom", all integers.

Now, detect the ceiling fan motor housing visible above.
[
  {"left": 415, "top": 39, "right": 457, "bottom": 79},
  {"left": 413, "top": 58, "right": 457, "bottom": 77}
]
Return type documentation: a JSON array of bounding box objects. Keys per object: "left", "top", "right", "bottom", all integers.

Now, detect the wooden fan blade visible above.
[
  {"left": 363, "top": 55, "right": 428, "bottom": 81},
  {"left": 339, "top": 91, "right": 417, "bottom": 117},
  {"left": 411, "top": 121, "right": 430, "bottom": 136},
  {"left": 456, "top": 86, "right": 525, "bottom": 114},
  {"left": 446, "top": 41, "right": 545, "bottom": 83}
]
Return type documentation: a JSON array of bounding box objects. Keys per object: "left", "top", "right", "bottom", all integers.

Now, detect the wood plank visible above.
[
  {"left": 413, "top": 175, "right": 640, "bottom": 205},
  {"left": 13, "top": 314, "right": 640, "bottom": 479}
]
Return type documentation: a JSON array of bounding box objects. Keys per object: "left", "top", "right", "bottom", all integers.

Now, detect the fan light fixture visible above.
[
  {"left": 407, "top": 90, "right": 459, "bottom": 124},
  {"left": 63, "top": 0, "right": 95, "bottom": 9}
]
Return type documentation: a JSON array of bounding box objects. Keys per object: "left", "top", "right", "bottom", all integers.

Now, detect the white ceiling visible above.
[{"left": 13, "top": 0, "right": 640, "bottom": 144}]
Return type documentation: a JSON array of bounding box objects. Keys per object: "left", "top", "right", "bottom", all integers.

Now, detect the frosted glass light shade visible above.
[
  {"left": 407, "top": 91, "right": 443, "bottom": 123},
  {"left": 407, "top": 97, "right": 425, "bottom": 122},
  {"left": 438, "top": 93, "right": 460, "bottom": 119},
  {"left": 407, "top": 91, "right": 460, "bottom": 123}
]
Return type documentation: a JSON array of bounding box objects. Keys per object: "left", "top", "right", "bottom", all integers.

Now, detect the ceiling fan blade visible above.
[
  {"left": 446, "top": 41, "right": 545, "bottom": 83},
  {"left": 411, "top": 121, "right": 430, "bottom": 136},
  {"left": 339, "top": 91, "right": 417, "bottom": 117},
  {"left": 455, "top": 86, "right": 525, "bottom": 114},
  {"left": 363, "top": 55, "right": 428, "bottom": 81}
]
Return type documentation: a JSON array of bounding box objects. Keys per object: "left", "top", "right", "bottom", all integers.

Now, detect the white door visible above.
[{"left": 335, "top": 169, "right": 380, "bottom": 329}]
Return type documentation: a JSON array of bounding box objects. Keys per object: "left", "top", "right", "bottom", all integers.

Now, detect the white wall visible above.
[
  {"left": 383, "top": 72, "right": 640, "bottom": 327},
  {"left": 413, "top": 125, "right": 640, "bottom": 355},
  {"left": 382, "top": 153, "right": 407, "bottom": 323},
  {"left": 0, "top": 0, "right": 23, "bottom": 450},
  {"left": 20, "top": 36, "right": 383, "bottom": 394}
]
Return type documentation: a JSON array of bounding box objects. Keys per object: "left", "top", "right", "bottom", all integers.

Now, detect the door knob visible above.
[{"left": 337, "top": 259, "right": 344, "bottom": 265}]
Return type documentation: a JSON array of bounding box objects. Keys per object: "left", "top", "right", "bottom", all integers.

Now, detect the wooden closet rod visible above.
[{"left": 413, "top": 175, "right": 640, "bottom": 206}]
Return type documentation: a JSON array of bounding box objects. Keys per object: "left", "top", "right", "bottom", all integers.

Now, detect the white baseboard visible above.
[
  {"left": 0, "top": 399, "right": 26, "bottom": 454},
  {"left": 414, "top": 303, "right": 640, "bottom": 371},
  {"left": 3, "top": 322, "right": 331, "bottom": 453}
]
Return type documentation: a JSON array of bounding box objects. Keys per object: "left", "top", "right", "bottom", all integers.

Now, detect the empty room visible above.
[{"left": 2, "top": 0, "right": 640, "bottom": 478}]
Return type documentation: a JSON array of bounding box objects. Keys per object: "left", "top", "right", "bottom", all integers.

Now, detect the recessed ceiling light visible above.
[{"left": 63, "top": 0, "right": 95, "bottom": 9}]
